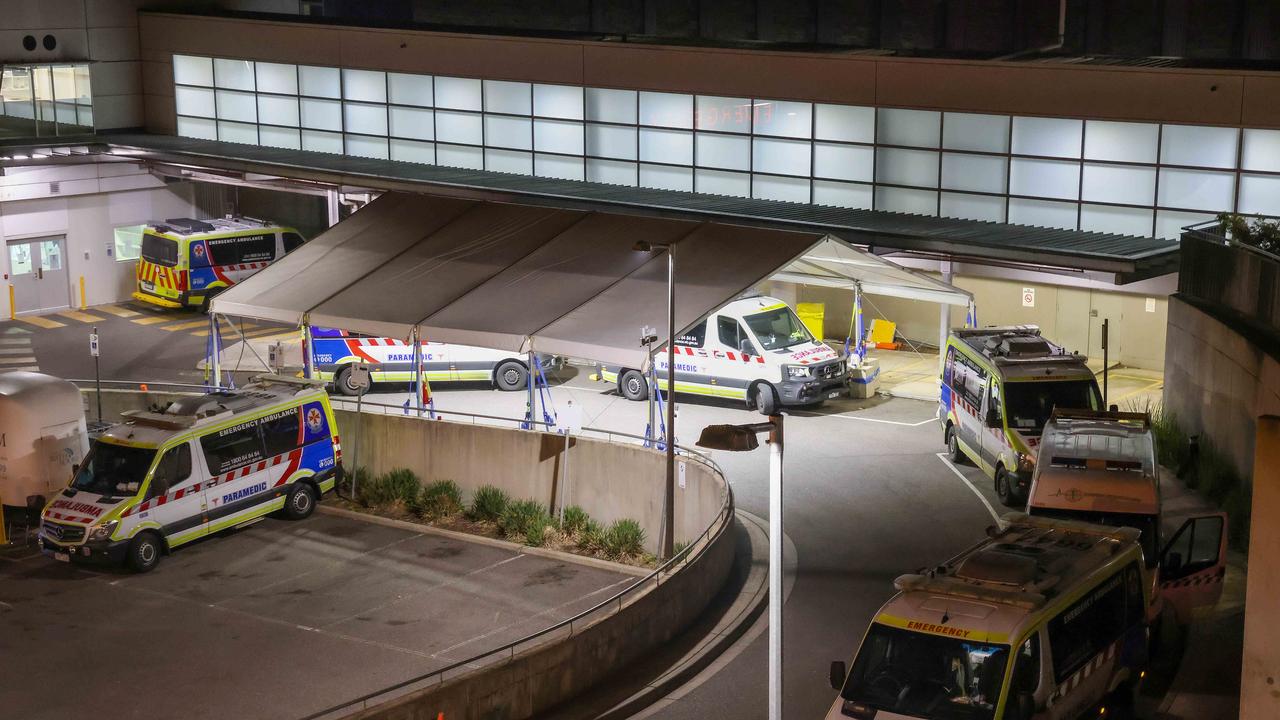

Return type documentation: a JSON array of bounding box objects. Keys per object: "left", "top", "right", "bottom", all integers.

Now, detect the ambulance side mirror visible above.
[
  {"left": 739, "top": 339, "right": 756, "bottom": 357},
  {"left": 829, "top": 661, "right": 846, "bottom": 690}
]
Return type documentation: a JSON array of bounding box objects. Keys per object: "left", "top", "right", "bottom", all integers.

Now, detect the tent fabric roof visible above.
[
  {"left": 213, "top": 192, "right": 829, "bottom": 367},
  {"left": 776, "top": 239, "right": 973, "bottom": 307}
]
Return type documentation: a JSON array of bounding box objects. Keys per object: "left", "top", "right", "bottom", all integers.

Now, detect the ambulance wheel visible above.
[
  {"left": 126, "top": 532, "right": 163, "bottom": 573},
  {"left": 494, "top": 361, "right": 529, "bottom": 391},
  {"left": 284, "top": 483, "right": 316, "bottom": 520},
  {"left": 995, "top": 465, "right": 1019, "bottom": 507},
  {"left": 619, "top": 370, "right": 648, "bottom": 401},
  {"left": 752, "top": 383, "right": 778, "bottom": 416},
  {"left": 334, "top": 366, "right": 368, "bottom": 396},
  {"left": 946, "top": 424, "right": 966, "bottom": 464}
]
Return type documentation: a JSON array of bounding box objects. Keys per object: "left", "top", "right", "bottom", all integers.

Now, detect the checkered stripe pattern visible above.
[
  {"left": 221, "top": 262, "right": 269, "bottom": 272},
  {"left": 121, "top": 448, "right": 303, "bottom": 518},
  {"left": 1161, "top": 567, "right": 1225, "bottom": 589},
  {"left": 674, "top": 346, "right": 767, "bottom": 364},
  {"left": 1050, "top": 641, "right": 1118, "bottom": 701},
  {"left": 45, "top": 510, "right": 93, "bottom": 524}
]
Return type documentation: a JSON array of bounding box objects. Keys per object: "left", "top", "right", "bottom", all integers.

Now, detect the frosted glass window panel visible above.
[
  {"left": 1239, "top": 174, "right": 1280, "bottom": 215},
  {"left": 1012, "top": 116, "right": 1082, "bottom": 158},
  {"left": 1080, "top": 204, "right": 1154, "bottom": 236},
  {"left": 255, "top": 62, "right": 297, "bottom": 96},
  {"left": 876, "top": 187, "right": 938, "bottom": 215},
  {"left": 754, "top": 100, "right": 812, "bottom": 139},
  {"left": 1008, "top": 198, "right": 1078, "bottom": 230},
  {"left": 435, "top": 110, "right": 483, "bottom": 145},
  {"left": 533, "top": 119, "right": 584, "bottom": 155},
  {"left": 175, "top": 86, "right": 215, "bottom": 118},
  {"left": 695, "top": 96, "right": 752, "bottom": 134},
  {"left": 814, "top": 142, "right": 873, "bottom": 182},
  {"left": 343, "top": 102, "right": 387, "bottom": 136},
  {"left": 876, "top": 148, "right": 939, "bottom": 188},
  {"left": 257, "top": 95, "right": 299, "bottom": 127},
  {"left": 342, "top": 69, "right": 386, "bottom": 103},
  {"left": 484, "top": 80, "right": 531, "bottom": 115},
  {"left": 388, "top": 73, "right": 433, "bottom": 107},
  {"left": 639, "top": 128, "right": 693, "bottom": 164},
  {"left": 1242, "top": 129, "right": 1280, "bottom": 172},
  {"left": 1155, "top": 210, "right": 1215, "bottom": 240},
  {"left": 437, "top": 143, "right": 484, "bottom": 170},
  {"left": 215, "top": 90, "right": 257, "bottom": 123},
  {"left": 639, "top": 163, "right": 693, "bottom": 191},
  {"left": 639, "top": 91, "right": 692, "bottom": 129},
  {"left": 345, "top": 134, "right": 388, "bottom": 160},
  {"left": 536, "top": 153, "right": 585, "bottom": 181},
  {"left": 217, "top": 120, "right": 257, "bottom": 144},
  {"left": 389, "top": 106, "right": 433, "bottom": 141},
  {"left": 753, "top": 175, "right": 810, "bottom": 203},
  {"left": 213, "top": 59, "right": 255, "bottom": 91},
  {"left": 435, "top": 76, "right": 482, "bottom": 111},
  {"left": 300, "top": 98, "right": 342, "bottom": 131},
  {"left": 301, "top": 129, "right": 343, "bottom": 154},
  {"left": 813, "top": 180, "right": 873, "bottom": 210},
  {"left": 486, "top": 148, "right": 533, "bottom": 175},
  {"left": 1009, "top": 158, "right": 1080, "bottom": 200},
  {"left": 1081, "top": 164, "right": 1155, "bottom": 206},
  {"left": 1160, "top": 124, "right": 1238, "bottom": 168},
  {"left": 814, "top": 104, "right": 874, "bottom": 144},
  {"left": 940, "top": 192, "right": 1005, "bottom": 222},
  {"left": 1084, "top": 121, "right": 1158, "bottom": 163},
  {"left": 177, "top": 116, "right": 217, "bottom": 140},
  {"left": 587, "top": 158, "right": 638, "bottom": 186},
  {"left": 298, "top": 65, "right": 340, "bottom": 98},
  {"left": 877, "top": 108, "right": 940, "bottom": 148},
  {"left": 534, "top": 84, "right": 583, "bottom": 120},
  {"left": 753, "top": 137, "right": 811, "bottom": 176},
  {"left": 485, "top": 115, "right": 532, "bottom": 150},
  {"left": 173, "top": 55, "right": 213, "bottom": 87},
  {"left": 696, "top": 169, "right": 751, "bottom": 198},
  {"left": 584, "top": 88, "right": 636, "bottom": 124},
  {"left": 586, "top": 123, "right": 637, "bottom": 160},
  {"left": 696, "top": 133, "right": 750, "bottom": 171},
  {"left": 1157, "top": 168, "right": 1235, "bottom": 210},
  {"left": 941, "top": 153, "right": 1007, "bottom": 194},
  {"left": 259, "top": 125, "right": 300, "bottom": 150},
  {"left": 390, "top": 138, "right": 435, "bottom": 165},
  {"left": 942, "top": 113, "right": 1009, "bottom": 153}
]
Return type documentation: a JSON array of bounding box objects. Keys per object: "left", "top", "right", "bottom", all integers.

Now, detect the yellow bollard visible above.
[
  {"left": 79, "top": 275, "right": 86, "bottom": 309},
  {"left": 8, "top": 284, "right": 14, "bottom": 320},
  {"left": 0, "top": 494, "right": 8, "bottom": 545}
]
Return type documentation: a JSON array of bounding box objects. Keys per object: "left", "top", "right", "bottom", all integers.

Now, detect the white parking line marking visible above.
[
  {"left": 791, "top": 410, "right": 936, "bottom": 426},
  {"left": 936, "top": 452, "right": 1002, "bottom": 525}
]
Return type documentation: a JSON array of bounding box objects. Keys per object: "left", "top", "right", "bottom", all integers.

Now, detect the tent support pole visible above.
[
  {"left": 302, "top": 323, "right": 314, "bottom": 379},
  {"left": 210, "top": 313, "right": 221, "bottom": 389},
  {"left": 853, "top": 282, "right": 863, "bottom": 365},
  {"left": 527, "top": 350, "right": 537, "bottom": 429},
  {"left": 939, "top": 263, "right": 953, "bottom": 372},
  {"left": 412, "top": 328, "right": 423, "bottom": 417},
  {"left": 663, "top": 244, "right": 676, "bottom": 561}
]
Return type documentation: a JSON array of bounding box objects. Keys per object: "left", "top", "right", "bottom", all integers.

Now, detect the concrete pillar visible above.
[
  {"left": 939, "top": 262, "right": 953, "bottom": 371},
  {"left": 326, "top": 188, "right": 341, "bottom": 227},
  {"left": 1241, "top": 415, "right": 1280, "bottom": 720}
]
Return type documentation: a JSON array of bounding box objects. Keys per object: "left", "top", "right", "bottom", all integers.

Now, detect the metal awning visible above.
[{"left": 778, "top": 239, "right": 972, "bottom": 306}]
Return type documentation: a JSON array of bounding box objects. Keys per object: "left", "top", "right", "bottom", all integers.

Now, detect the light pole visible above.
[
  {"left": 697, "top": 416, "right": 784, "bottom": 720},
  {"left": 635, "top": 240, "right": 677, "bottom": 560}
]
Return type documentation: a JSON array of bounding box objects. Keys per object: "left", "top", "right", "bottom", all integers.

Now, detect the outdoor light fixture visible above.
[{"left": 696, "top": 423, "right": 765, "bottom": 452}]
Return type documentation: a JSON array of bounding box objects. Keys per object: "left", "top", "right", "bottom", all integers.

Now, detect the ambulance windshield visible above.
[
  {"left": 743, "top": 306, "right": 813, "bottom": 351},
  {"left": 841, "top": 623, "right": 1008, "bottom": 720},
  {"left": 71, "top": 441, "right": 156, "bottom": 498},
  {"left": 1005, "top": 379, "right": 1101, "bottom": 432}
]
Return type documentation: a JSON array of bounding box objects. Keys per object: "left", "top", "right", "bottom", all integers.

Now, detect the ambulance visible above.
[
  {"left": 941, "top": 327, "right": 1102, "bottom": 508},
  {"left": 598, "top": 295, "right": 849, "bottom": 415},
  {"left": 37, "top": 375, "right": 341, "bottom": 572},
  {"left": 133, "top": 216, "right": 307, "bottom": 312},
  {"left": 828, "top": 514, "right": 1152, "bottom": 720},
  {"left": 306, "top": 327, "right": 546, "bottom": 395},
  {"left": 1026, "top": 409, "right": 1228, "bottom": 629}
]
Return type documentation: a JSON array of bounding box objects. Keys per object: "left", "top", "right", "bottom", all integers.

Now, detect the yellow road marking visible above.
[
  {"left": 192, "top": 323, "right": 260, "bottom": 337},
  {"left": 131, "top": 315, "right": 174, "bottom": 325},
  {"left": 95, "top": 304, "right": 140, "bottom": 318},
  {"left": 159, "top": 319, "right": 214, "bottom": 332},
  {"left": 15, "top": 315, "right": 64, "bottom": 329},
  {"left": 1110, "top": 379, "right": 1165, "bottom": 406},
  {"left": 53, "top": 310, "right": 104, "bottom": 323}
]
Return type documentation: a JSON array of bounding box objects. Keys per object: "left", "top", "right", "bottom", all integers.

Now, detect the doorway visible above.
[{"left": 8, "top": 236, "right": 70, "bottom": 314}]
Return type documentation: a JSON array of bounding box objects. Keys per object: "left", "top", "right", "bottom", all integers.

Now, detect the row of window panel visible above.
[{"left": 2, "top": 100, "right": 93, "bottom": 126}]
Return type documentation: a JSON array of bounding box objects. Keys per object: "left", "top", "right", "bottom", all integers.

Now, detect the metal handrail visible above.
[
  {"left": 327, "top": 396, "right": 556, "bottom": 428},
  {"left": 68, "top": 379, "right": 232, "bottom": 392},
  {"left": 1185, "top": 218, "right": 1280, "bottom": 262}
]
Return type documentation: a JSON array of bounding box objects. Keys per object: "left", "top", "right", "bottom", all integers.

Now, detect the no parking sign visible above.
[{"left": 1021, "top": 287, "right": 1035, "bottom": 308}]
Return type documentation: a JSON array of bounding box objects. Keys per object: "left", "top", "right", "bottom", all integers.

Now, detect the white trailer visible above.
[{"left": 0, "top": 372, "right": 89, "bottom": 510}]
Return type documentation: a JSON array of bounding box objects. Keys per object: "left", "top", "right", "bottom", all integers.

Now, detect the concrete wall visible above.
[
  {"left": 1163, "top": 296, "right": 1280, "bottom": 482},
  {"left": 334, "top": 410, "right": 726, "bottom": 554},
  {"left": 1241, "top": 415, "right": 1279, "bottom": 720}
]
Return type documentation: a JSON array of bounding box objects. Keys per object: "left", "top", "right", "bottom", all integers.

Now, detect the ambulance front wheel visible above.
[
  {"left": 284, "top": 482, "right": 316, "bottom": 520},
  {"left": 494, "top": 361, "right": 529, "bottom": 391},
  {"left": 334, "top": 366, "right": 368, "bottom": 396},
  {"left": 752, "top": 383, "right": 779, "bottom": 415},
  {"left": 995, "top": 466, "right": 1019, "bottom": 507},
  {"left": 619, "top": 370, "right": 648, "bottom": 401},
  {"left": 126, "top": 532, "right": 163, "bottom": 573}
]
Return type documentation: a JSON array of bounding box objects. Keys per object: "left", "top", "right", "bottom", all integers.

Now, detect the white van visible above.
[
  {"left": 0, "top": 372, "right": 89, "bottom": 510},
  {"left": 599, "top": 295, "right": 849, "bottom": 415}
]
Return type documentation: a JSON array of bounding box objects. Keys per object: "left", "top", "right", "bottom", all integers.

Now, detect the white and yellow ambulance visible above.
[
  {"left": 828, "top": 514, "right": 1152, "bottom": 720},
  {"left": 37, "top": 375, "right": 341, "bottom": 572},
  {"left": 941, "top": 327, "right": 1102, "bottom": 507},
  {"left": 599, "top": 295, "right": 850, "bottom": 415}
]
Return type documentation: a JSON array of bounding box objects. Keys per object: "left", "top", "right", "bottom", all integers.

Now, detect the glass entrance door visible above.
[{"left": 8, "top": 236, "right": 70, "bottom": 314}]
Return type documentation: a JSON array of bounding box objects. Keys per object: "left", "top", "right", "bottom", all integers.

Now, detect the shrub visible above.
[
  {"left": 357, "top": 468, "right": 420, "bottom": 508},
  {"left": 415, "top": 480, "right": 463, "bottom": 519},
  {"left": 576, "top": 519, "right": 604, "bottom": 552},
  {"left": 340, "top": 465, "right": 372, "bottom": 500},
  {"left": 524, "top": 514, "right": 557, "bottom": 547},
  {"left": 499, "top": 499, "right": 549, "bottom": 540},
  {"left": 468, "top": 485, "right": 510, "bottom": 522},
  {"left": 604, "top": 519, "right": 645, "bottom": 559},
  {"left": 561, "top": 505, "right": 591, "bottom": 536},
  {"left": 673, "top": 540, "right": 690, "bottom": 558}
]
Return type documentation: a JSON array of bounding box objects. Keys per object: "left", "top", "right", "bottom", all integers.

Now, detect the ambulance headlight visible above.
[
  {"left": 86, "top": 520, "right": 118, "bottom": 542},
  {"left": 784, "top": 365, "right": 811, "bottom": 379}
]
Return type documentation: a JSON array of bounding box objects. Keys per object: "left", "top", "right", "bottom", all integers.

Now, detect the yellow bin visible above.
[{"left": 796, "top": 302, "right": 825, "bottom": 342}]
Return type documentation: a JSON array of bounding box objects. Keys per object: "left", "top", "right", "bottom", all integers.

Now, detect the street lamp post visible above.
[
  {"left": 635, "top": 240, "right": 677, "bottom": 560},
  {"left": 697, "top": 416, "right": 785, "bottom": 720}
]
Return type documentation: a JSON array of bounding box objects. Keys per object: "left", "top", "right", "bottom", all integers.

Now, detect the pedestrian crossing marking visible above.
[
  {"left": 131, "top": 316, "right": 173, "bottom": 325},
  {"left": 0, "top": 338, "right": 31, "bottom": 346},
  {"left": 0, "top": 356, "right": 37, "bottom": 364},
  {"left": 15, "top": 315, "right": 64, "bottom": 329},
  {"left": 159, "top": 319, "right": 213, "bottom": 332},
  {"left": 1, "top": 326, "right": 31, "bottom": 335},
  {"left": 0, "top": 366, "right": 39, "bottom": 373},
  {"left": 53, "top": 310, "right": 105, "bottom": 324},
  {"left": 94, "top": 305, "right": 141, "bottom": 318},
  {"left": 0, "top": 348, "right": 33, "bottom": 355}
]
